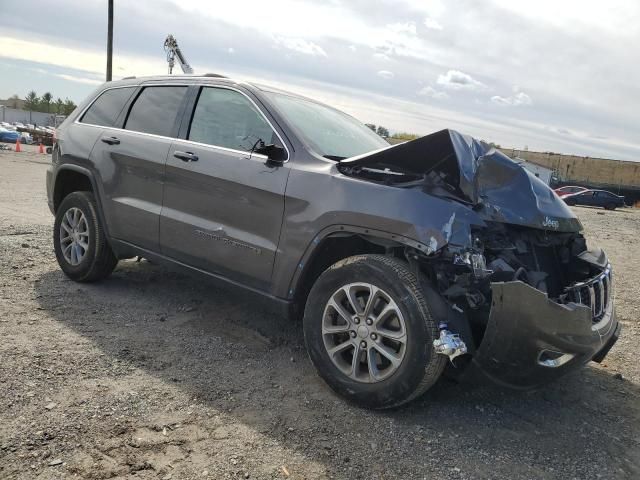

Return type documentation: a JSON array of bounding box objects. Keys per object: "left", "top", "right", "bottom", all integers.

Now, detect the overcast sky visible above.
[{"left": 1, "top": 0, "right": 638, "bottom": 160}]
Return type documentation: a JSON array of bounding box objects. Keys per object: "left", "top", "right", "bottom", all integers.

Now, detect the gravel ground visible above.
[{"left": 1, "top": 149, "right": 639, "bottom": 480}]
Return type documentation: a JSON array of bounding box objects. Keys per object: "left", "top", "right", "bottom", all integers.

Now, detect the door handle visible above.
[
  {"left": 101, "top": 136, "right": 120, "bottom": 145},
  {"left": 174, "top": 151, "right": 199, "bottom": 162}
]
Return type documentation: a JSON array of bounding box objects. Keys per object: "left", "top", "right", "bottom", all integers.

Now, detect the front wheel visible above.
[
  {"left": 53, "top": 191, "right": 118, "bottom": 282},
  {"left": 303, "top": 255, "right": 446, "bottom": 409}
]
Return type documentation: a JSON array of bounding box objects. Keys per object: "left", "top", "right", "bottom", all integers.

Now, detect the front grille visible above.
[{"left": 565, "top": 264, "right": 612, "bottom": 323}]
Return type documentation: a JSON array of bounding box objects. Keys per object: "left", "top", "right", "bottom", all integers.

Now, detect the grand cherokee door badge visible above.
[{"left": 194, "top": 229, "right": 262, "bottom": 255}]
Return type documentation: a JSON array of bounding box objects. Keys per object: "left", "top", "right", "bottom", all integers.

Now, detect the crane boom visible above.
[{"left": 164, "top": 34, "right": 194, "bottom": 74}]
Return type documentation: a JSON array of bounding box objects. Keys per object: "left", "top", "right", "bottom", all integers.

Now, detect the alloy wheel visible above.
[
  {"left": 59, "top": 207, "right": 89, "bottom": 266},
  {"left": 321, "top": 282, "right": 407, "bottom": 383}
]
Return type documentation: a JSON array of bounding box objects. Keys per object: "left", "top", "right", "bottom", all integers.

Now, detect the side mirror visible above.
[{"left": 255, "top": 143, "right": 287, "bottom": 164}]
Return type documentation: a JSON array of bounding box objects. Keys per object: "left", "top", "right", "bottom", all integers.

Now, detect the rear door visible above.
[
  {"left": 89, "top": 84, "right": 189, "bottom": 251},
  {"left": 160, "top": 85, "right": 290, "bottom": 290}
]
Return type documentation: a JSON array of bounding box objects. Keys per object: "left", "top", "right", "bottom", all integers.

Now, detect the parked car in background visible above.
[
  {"left": 0, "top": 127, "right": 21, "bottom": 143},
  {"left": 1, "top": 122, "right": 16, "bottom": 130},
  {"left": 20, "top": 132, "right": 33, "bottom": 144},
  {"left": 563, "top": 189, "right": 625, "bottom": 210},
  {"left": 554, "top": 185, "right": 588, "bottom": 198},
  {"left": 12, "top": 122, "right": 25, "bottom": 129}
]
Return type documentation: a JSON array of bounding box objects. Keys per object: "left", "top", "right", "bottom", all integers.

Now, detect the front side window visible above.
[
  {"left": 188, "top": 87, "right": 280, "bottom": 153},
  {"left": 124, "top": 86, "right": 187, "bottom": 137},
  {"left": 80, "top": 87, "right": 136, "bottom": 127},
  {"left": 265, "top": 92, "right": 389, "bottom": 159}
]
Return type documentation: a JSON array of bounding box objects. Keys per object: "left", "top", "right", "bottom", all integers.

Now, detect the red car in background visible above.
[{"left": 554, "top": 185, "right": 588, "bottom": 198}]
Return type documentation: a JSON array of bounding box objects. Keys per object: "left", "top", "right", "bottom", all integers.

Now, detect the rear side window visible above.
[
  {"left": 188, "top": 87, "right": 280, "bottom": 152},
  {"left": 124, "top": 86, "right": 187, "bottom": 137},
  {"left": 80, "top": 87, "right": 135, "bottom": 127}
]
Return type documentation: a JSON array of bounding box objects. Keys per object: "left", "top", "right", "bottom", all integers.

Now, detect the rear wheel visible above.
[
  {"left": 303, "top": 254, "right": 445, "bottom": 409},
  {"left": 53, "top": 191, "right": 118, "bottom": 282},
  {"left": 565, "top": 198, "right": 577, "bottom": 206},
  {"left": 604, "top": 203, "right": 616, "bottom": 210}
]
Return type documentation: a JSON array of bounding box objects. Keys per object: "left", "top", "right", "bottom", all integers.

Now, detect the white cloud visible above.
[
  {"left": 424, "top": 17, "right": 443, "bottom": 30},
  {"left": 0, "top": 35, "right": 164, "bottom": 79},
  {"left": 437, "top": 69, "right": 487, "bottom": 90},
  {"left": 348, "top": 45, "right": 357, "bottom": 52},
  {"left": 377, "top": 70, "right": 395, "bottom": 79},
  {"left": 373, "top": 52, "right": 390, "bottom": 61},
  {"left": 274, "top": 37, "right": 327, "bottom": 57},
  {"left": 491, "top": 91, "right": 533, "bottom": 106},
  {"left": 418, "top": 85, "right": 448, "bottom": 99},
  {"left": 55, "top": 73, "right": 102, "bottom": 85},
  {"left": 386, "top": 22, "right": 417, "bottom": 36},
  {"left": 227, "top": 47, "right": 235, "bottom": 54},
  {"left": 490, "top": 0, "right": 638, "bottom": 36}
]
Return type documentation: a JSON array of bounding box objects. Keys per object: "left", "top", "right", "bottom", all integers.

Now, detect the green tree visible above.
[
  {"left": 41, "top": 92, "right": 53, "bottom": 113},
  {"left": 24, "top": 91, "right": 39, "bottom": 111},
  {"left": 376, "top": 126, "right": 390, "bottom": 138},
  {"left": 365, "top": 123, "right": 376, "bottom": 132},
  {"left": 55, "top": 98, "right": 64, "bottom": 114},
  {"left": 62, "top": 98, "right": 77, "bottom": 115}
]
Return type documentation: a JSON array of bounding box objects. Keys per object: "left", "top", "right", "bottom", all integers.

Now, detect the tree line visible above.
[
  {"left": 5, "top": 91, "right": 77, "bottom": 116},
  {"left": 366, "top": 124, "right": 421, "bottom": 141}
]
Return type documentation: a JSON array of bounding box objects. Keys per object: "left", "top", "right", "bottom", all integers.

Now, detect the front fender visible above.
[{"left": 282, "top": 224, "right": 435, "bottom": 300}]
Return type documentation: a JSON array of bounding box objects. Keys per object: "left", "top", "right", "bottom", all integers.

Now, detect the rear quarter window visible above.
[{"left": 80, "top": 87, "right": 136, "bottom": 127}]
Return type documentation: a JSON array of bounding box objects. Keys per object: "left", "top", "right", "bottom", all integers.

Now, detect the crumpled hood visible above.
[{"left": 340, "top": 129, "right": 582, "bottom": 232}]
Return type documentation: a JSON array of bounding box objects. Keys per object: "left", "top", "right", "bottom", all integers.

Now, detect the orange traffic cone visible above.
[
  {"left": 39, "top": 143, "right": 45, "bottom": 154},
  {"left": 15, "top": 138, "right": 21, "bottom": 152}
]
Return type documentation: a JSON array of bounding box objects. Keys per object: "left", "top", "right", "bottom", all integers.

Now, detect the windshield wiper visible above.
[{"left": 323, "top": 154, "right": 347, "bottom": 161}]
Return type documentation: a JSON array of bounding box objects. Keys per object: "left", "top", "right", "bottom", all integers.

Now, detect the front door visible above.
[{"left": 160, "top": 86, "right": 290, "bottom": 291}]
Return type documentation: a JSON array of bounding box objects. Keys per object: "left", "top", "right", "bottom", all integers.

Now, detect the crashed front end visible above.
[
  {"left": 339, "top": 129, "right": 620, "bottom": 389},
  {"left": 429, "top": 223, "right": 619, "bottom": 388}
]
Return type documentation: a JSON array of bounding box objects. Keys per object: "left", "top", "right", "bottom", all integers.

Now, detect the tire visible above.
[
  {"left": 604, "top": 204, "right": 616, "bottom": 211},
  {"left": 565, "top": 198, "right": 576, "bottom": 206},
  {"left": 303, "top": 254, "right": 446, "bottom": 409},
  {"left": 53, "top": 191, "right": 118, "bottom": 282}
]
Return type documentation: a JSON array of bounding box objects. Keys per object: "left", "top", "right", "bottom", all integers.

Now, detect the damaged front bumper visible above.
[{"left": 460, "top": 277, "right": 620, "bottom": 389}]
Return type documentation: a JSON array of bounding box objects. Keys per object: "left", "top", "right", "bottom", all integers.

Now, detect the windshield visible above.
[{"left": 266, "top": 92, "right": 389, "bottom": 159}]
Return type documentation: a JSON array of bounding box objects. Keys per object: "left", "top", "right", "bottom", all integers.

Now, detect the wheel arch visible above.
[{"left": 288, "top": 225, "right": 431, "bottom": 317}]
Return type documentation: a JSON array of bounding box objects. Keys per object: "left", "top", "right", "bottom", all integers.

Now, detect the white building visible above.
[{"left": 515, "top": 158, "right": 554, "bottom": 185}]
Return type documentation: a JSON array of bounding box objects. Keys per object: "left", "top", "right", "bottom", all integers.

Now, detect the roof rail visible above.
[{"left": 203, "top": 73, "right": 227, "bottom": 78}]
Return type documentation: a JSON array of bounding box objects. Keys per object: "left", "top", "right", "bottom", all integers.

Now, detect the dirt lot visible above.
[{"left": 1, "top": 148, "right": 639, "bottom": 480}]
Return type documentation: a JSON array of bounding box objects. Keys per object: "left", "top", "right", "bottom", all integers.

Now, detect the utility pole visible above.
[{"left": 106, "top": 0, "right": 113, "bottom": 81}]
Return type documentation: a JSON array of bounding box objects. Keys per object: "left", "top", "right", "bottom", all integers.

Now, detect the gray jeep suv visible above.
[{"left": 47, "top": 75, "right": 620, "bottom": 409}]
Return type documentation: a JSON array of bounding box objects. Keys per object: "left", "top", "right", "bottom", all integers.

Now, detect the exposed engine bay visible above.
[{"left": 424, "top": 223, "right": 609, "bottom": 351}]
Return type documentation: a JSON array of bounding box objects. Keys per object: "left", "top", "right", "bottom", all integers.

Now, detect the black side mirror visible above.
[{"left": 255, "top": 143, "right": 287, "bottom": 164}]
